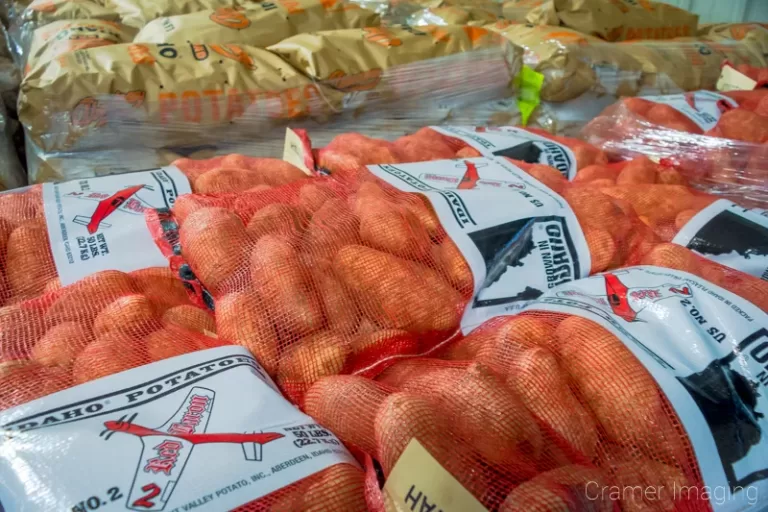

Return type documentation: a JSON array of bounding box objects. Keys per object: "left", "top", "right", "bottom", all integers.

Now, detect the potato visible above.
[
  {"left": 216, "top": 289, "right": 280, "bottom": 375},
  {"left": 616, "top": 157, "right": 658, "bottom": 185},
  {"left": 93, "top": 294, "right": 161, "bottom": 338},
  {"left": 555, "top": 317, "right": 685, "bottom": 460},
  {"left": 0, "top": 361, "right": 71, "bottom": 410},
  {"left": 573, "top": 164, "right": 617, "bottom": 184},
  {"left": 444, "top": 362, "right": 542, "bottom": 466},
  {"left": 251, "top": 235, "right": 325, "bottom": 338},
  {"left": 610, "top": 457, "right": 689, "bottom": 512},
  {"left": 641, "top": 243, "right": 701, "bottom": 275},
  {"left": 218, "top": 155, "right": 307, "bottom": 187},
  {"left": 45, "top": 270, "right": 138, "bottom": 326},
  {"left": 475, "top": 315, "right": 556, "bottom": 367},
  {"left": 302, "top": 464, "right": 367, "bottom": 512},
  {"left": 334, "top": 245, "right": 462, "bottom": 334},
  {"left": 0, "top": 217, "right": 14, "bottom": 262},
  {"left": 507, "top": 347, "right": 599, "bottom": 460},
  {"left": 302, "top": 198, "right": 360, "bottom": 261},
  {"left": 73, "top": 333, "right": 147, "bottom": 384},
  {"left": 350, "top": 329, "right": 420, "bottom": 370},
  {"left": 162, "top": 305, "right": 215, "bottom": 335},
  {"left": 374, "top": 392, "right": 451, "bottom": 475},
  {"left": 172, "top": 194, "right": 226, "bottom": 225},
  {"left": 355, "top": 188, "right": 431, "bottom": 260},
  {"left": 674, "top": 209, "right": 698, "bottom": 230},
  {"left": 525, "top": 164, "right": 567, "bottom": 194},
  {"left": 194, "top": 167, "right": 267, "bottom": 194},
  {"left": 6, "top": 221, "right": 57, "bottom": 300},
  {"left": 392, "top": 127, "right": 457, "bottom": 162},
  {"left": 146, "top": 327, "right": 218, "bottom": 362},
  {"left": 130, "top": 267, "right": 190, "bottom": 312},
  {"left": 298, "top": 183, "right": 337, "bottom": 213},
  {"left": 0, "top": 303, "right": 49, "bottom": 351},
  {"left": 316, "top": 273, "right": 360, "bottom": 334},
  {"left": 499, "top": 465, "right": 614, "bottom": 512},
  {"left": 305, "top": 375, "right": 390, "bottom": 455},
  {"left": 277, "top": 331, "right": 349, "bottom": 390},
  {"left": 0, "top": 192, "right": 40, "bottom": 226},
  {"left": 179, "top": 207, "right": 251, "bottom": 295},
  {"left": 583, "top": 227, "right": 616, "bottom": 273},
  {"left": 32, "top": 322, "right": 94, "bottom": 367},
  {"left": 246, "top": 203, "right": 309, "bottom": 241}
]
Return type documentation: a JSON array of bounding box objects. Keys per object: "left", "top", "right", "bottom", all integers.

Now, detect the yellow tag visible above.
[
  {"left": 383, "top": 439, "right": 489, "bottom": 512},
  {"left": 283, "top": 127, "right": 313, "bottom": 176},
  {"left": 515, "top": 65, "right": 544, "bottom": 126},
  {"left": 716, "top": 64, "right": 757, "bottom": 92}
]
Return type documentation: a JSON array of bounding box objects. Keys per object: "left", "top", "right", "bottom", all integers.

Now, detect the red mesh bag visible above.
[
  {"left": 0, "top": 156, "right": 306, "bottom": 305},
  {"left": 314, "top": 126, "right": 610, "bottom": 179},
  {"left": 0, "top": 269, "right": 368, "bottom": 511},
  {"left": 582, "top": 90, "right": 768, "bottom": 207},
  {"left": 306, "top": 245, "right": 768, "bottom": 511},
  {"left": 153, "top": 147, "right": 661, "bottom": 405}
]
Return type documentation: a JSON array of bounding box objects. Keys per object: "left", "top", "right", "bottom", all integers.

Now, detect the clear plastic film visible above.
[
  {"left": 133, "top": 0, "right": 381, "bottom": 47},
  {"left": 18, "top": 27, "right": 521, "bottom": 183},
  {"left": 525, "top": 0, "right": 699, "bottom": 42},
  {"left": 486, "top": 22, "right": 767, "bottom": 104},
  {"left": 581, "top": 89, "right": 768, "bottom": 209},
  {"left": 348, "top": 0, "right": 503, "bottom": 26},
  {"left": 406, "top": 3, "right": 499, "bottom": 26}
]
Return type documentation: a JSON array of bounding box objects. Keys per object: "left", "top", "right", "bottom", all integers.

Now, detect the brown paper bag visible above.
[
  {"left": 26, "top": 20, "right": 137, "bottom": 75},
  {"left": 135, "top": 0, "right": 380, "bottom": 47},
  {"left": 409, "top": 4, "right": 499, "bottom": 26},
  {"left": 527, "top": 0, "right": 698, "bottom": 42},
  {"left": 19, "top": 42, "right": 342, "bottom": 151},
  {"left": 106, "top": 0, "right": 252, "bottom": 29}
]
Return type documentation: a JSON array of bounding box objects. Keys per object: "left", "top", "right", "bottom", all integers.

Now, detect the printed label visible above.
[
  {"left": 644, "top": 91, "right": 739, "bottom": 131},
  {"left": 366, "top": 157, "right": 591, "bottom": 332},
  {"left": 526, "top": 267, "right": 768, "bottom": 511},
  {"left": 42, "top": 168, "right": 192, "bottom": 286},
  {"left": 673, "top": 200, "right": 768, "bottom": 281},
  {"left": 717, "top": 64, "right": 758, "bottom": 92},
  {"left": 0, "top": 346, "right": 357, "bottom": 512},
  {"left": 383, "top": 439, "right": 488, "bottom": 512},
  {"left": 430, "top": 126, "right": 577, "bottom": 180}
]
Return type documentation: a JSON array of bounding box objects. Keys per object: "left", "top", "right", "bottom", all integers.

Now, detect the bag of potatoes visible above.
[
  {"left": 408, "top": 3, "right": 499, "bottom": 26},
  {"left": 25, "top": 20, "right": 137, "bottom": 75},
  {"left": 526, "top": 0, "right": 698, "bottom": 42},
  {"left": 502, "top": 0, "right": 552, "bottom": 23},
  {"left": 106, "top": 0, "right": 251, "bottom": 29},
  {"left": 135, "top": 0, "right": 380, "bottom": 47},
  {"left": 19, "top": 42, "right": 342, "bottom": 154},
  {"left": 267, "top": 25, "right": 520, "bottom": 108}
]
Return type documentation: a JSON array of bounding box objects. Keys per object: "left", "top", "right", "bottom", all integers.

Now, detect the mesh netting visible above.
[
  {"left": 0, "top": 155, "right": 307, "bottom": 304},
  {"left": 0, "top": 268, "right": 369, "bottom": 511},
  {"left": 305, "top": 311, "right": 707, "bottom": 511}
]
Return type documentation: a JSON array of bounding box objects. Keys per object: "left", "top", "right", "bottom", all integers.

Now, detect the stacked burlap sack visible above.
[{"left": 583, "top": 88, "right": 768, "bottom": 209}]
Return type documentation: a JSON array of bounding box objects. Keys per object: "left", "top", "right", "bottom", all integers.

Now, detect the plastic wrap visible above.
[
  {"left": 19, "top": 28, "right": 520, "bottom": 182},
  {"left": 487, "top": 22, "right": 767, "bottom": 104},
  {"left": 406, "top": 3, "right": 499, "bottom": 26},
  {"left": 582, "top": 90, "right": 768, "bottom": 208},
  {"left": 0, "top": 25, "right": 20, "bottom": 112},
  {"left": 526, "top": 0, "right": 698, "bottom": 42},
  {"left": 502, "top": 0, "right": 547, "bottom": 22},
  {"left": 0, "top": 269, "right": 368, "bottom": 511},
  {"left": 134, "top": 0, "right": 381, "bottom": 47}
]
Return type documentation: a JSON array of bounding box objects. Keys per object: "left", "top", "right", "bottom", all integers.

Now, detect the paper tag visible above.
[
  {"left": 430, "top": 126, "right": 577, "bottom": 180},
  {"left": 672, "top": 200, "right": 768, "bottom": 281},
  {"left": 42, "top": 168, "right": 192, "bottom": 286},
  {"left": 383, "top": 439, "right": 488, "bottom": 512},
  {"left": 717, "top": 64, "right": 758, "bottom": 92},
  {"left": 282, "top": 127, "right": 314, "bottom": 176},
  {"left": 366, "top": 157, "right": 591, "bottom": 332},
  {"left": 0, "top": 346, "right": 357, "bottom": 512},
  {"left": 526, "top": 267, "right": 768, "bottom": 511},
  {"left": 643, "top": 91, "right": 739, "bottom": 131}
]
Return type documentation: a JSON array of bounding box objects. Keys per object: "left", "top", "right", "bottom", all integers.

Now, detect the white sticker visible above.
[
  {"left": 0, "top": 346, "right": 357, "bottom": 512},
  {"left": 42, "top": 168, "right": 192, "bottom": 286},
  {"left": 717, "top": 64, "right": 758, "bottom": 92},
  {"left": 526, "top": 267, "right": 768, "bottom": 511},
  {"left": 673, "top": 200, "right": 768, "bottom": 281},
  {"left": 366, "top": 157, "right": 591, "bottom": 333},
  {"left": 430, "top": 126, "right": 578, "bottom": 180},
  {"left": 643, "top": 91, "right": 739, "bottom": 131}
]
